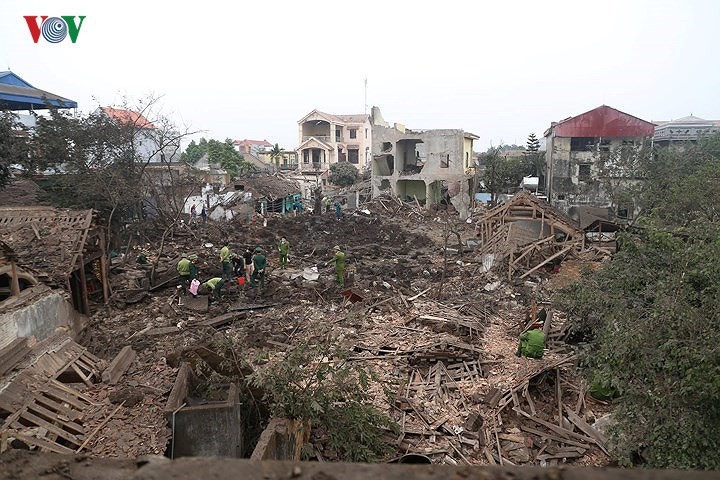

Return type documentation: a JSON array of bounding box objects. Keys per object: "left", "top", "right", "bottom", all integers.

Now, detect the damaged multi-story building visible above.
[
  {"left": 370, "top": 107, "right": 478, "bottom": 219},
  {"left": 544, "top": 105, "right": 655, "bottom": 222},
  {"left": 294, "top": 109, "right": 372, "bottom": 198}
]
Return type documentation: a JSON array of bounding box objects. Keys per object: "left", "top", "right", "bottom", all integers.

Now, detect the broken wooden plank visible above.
[
  {"left": 75, "top": 401, "right": 124, "bottom": 453},
  {"left": 0, "top": 338, "right": 30, "bottom": 377},
  {"left": 407, "top": 287, "right": 432, "bottom": 301},
  {"left": 513, "top": 407, "right": 602, "bottom": 449},
  {"left": 16, "top": 410, "right": 81, "bottom": 446},
  {"left": 101, "top": 346, "right": 136, "bottom": 385},
  {"left": 200, "top": 312, "right": 244, "bottom": 328},
  {"left": 228, "top": 302, "right": 279, "bottom": 312},
  {"left": 14, "top": 432, "right": 75, "bottom": 455},
  {"left": 563, "top": 405, "right": 607, "bottom": 445},
  {"left": 144, "top": 326, "right": 182, "bottom": 336}
]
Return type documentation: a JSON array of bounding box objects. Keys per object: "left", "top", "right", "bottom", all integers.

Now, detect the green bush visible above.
[
  {"left": 248, "top": 329, "right": 396, "bottom": 462},
  {"left": 558, "top": 134, "right": 720, "bottom": 470}
]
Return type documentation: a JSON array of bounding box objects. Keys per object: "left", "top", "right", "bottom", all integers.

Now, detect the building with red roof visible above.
[{"left": 544, "top": 105, "right": 655, "bottom": 221}]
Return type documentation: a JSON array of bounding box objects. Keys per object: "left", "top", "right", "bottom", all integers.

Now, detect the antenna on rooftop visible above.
[{"left": 364, "top": 76, "right": 368, "bottom": 115}]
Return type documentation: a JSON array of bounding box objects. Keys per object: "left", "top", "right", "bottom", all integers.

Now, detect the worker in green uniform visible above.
[
  {"left": 176, "top": 254, "right": 199, "bottom": 295},
  {"left": 251, "top": 247, "right": 267, "bottom": 288},
  {"left": 199, "top": 277, "right": 225, "bottom": 302},
  {"left": 278, "top": 237, "right": 290, "bottom": 269},
  {"left": 516, "top": 328, "right": 545, "bottom": 359},
  {"left": 325, "top": 245, "right": 346, "bottom": 287},
  {"left": 219, "top": 245, "right": 232, "bottom": 281}
]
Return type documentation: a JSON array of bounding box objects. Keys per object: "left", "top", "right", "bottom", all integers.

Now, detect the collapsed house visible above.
[
  {"left": 0, "top": 207, "right": 108, "bottom": 320},
  {"left": 0, "top": 207, "right": 117, "bottom": 455},
  {"left": 370, "top": 107, "right": 478, "bottom": 219},
  {"left": 474, "top": 192, "right": 586, "bottom": 280}
]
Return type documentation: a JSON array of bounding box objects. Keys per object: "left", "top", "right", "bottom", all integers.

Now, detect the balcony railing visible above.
[{"left": 302, "top": 135, "right": 332, "bottom": 143}]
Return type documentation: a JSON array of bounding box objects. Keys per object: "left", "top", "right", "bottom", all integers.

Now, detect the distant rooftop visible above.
[{"left": 100, "top": 107, "right": 155, "bottom": 129}]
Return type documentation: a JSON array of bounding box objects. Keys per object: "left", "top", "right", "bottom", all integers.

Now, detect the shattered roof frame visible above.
[{"left": 0, "top": 207, "right": 94, "bottom": 284}]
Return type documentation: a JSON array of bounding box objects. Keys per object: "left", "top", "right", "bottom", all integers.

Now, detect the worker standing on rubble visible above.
[
  {"left": 199, "top": 277, "right": 225, "bottom": 302},
  {"left": 177, "top": 254, "right": 199, "bottom": 295},
  {"left": 325, "top": 245, "right": 346, "bottom": 287},
  {"left": 278, "top": 237, "right": 290, "bottom": 269},
  {"left": 243, "top": 247, "right": 254, "bottom": 284},
  {"left": 334, "top": 201, "right": 342, "bottom": 221},
  {"left": 231, "top": 252, "right": 244, "bottom": 277},
  {"left": 251, "top": 247, "right": 267, "bottom": 288},
  {"left": 324, "top": 196, "right": 333, "bottom": 214},
  {"left": 219, "top": 245, "right": 232, "bottom": 281}
]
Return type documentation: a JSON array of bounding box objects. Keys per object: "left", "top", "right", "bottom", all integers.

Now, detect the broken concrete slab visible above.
[
  {"left": 182, "top": 295, "right": 209, "bottom": 313},
  {"left": 250, "top": 417, "right": 311, "bottom": 461}
]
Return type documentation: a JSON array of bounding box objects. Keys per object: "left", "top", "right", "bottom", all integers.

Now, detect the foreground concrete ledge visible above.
[{"left": 0, "top": 450, "right": 716, "bottom": 480}]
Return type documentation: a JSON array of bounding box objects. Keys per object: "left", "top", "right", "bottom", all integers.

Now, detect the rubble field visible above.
[{"left": 21, "top": 194, "right": 611, "bottom": 466}]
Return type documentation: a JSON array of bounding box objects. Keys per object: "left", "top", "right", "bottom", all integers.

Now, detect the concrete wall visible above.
[
  {"left": 545, "top": 136, "right": 642, "bottom": 214},
  {"left": 371, "top": 124, "right": 473, "bottom": 218},
  {"left": 171, "top": 397, "right": 244, "bottom": 458},
  {"left": 0, "top": 289, "right": 83, "bottom": 350},
  {"left": 166, "top": 364, "right": 245, "bottom": 458}
]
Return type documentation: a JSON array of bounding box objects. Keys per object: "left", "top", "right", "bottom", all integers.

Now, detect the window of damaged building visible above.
[
  {"left": 578, "top": 163, "right": 592, "bottom": 181},
  {"left": 348, "top": 148, "right": 359, "bottom": 164},
  {"left": 570, "top": 137, "right": 595, "bottom": 151},
  {"left": 349, "top": 128, "right": 357, "bottom": 139},
  {"left": 441, "top": 154, "right": 450, "bottom": 168}
]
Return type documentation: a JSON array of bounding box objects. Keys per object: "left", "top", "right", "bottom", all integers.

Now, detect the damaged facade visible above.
[
  {"left": 370, "top": 106, "right": 478, "bottom": 219},
  {"left": 544, "top": 105, "right": 655, "bottom": 221}
]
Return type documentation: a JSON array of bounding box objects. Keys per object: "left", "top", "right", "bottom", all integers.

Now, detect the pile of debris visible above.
[{"left": 1, "top": 188, "right": 612, "bottom": 467}]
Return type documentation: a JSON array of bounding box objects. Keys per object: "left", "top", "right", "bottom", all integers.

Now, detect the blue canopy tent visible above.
[{"left": 0, "top": 71, "right": 77, "bottom": 111}]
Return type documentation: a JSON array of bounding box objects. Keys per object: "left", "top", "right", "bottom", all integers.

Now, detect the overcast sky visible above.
[{"left": 2, "top": 0, "right": 719, "bottom": 151}]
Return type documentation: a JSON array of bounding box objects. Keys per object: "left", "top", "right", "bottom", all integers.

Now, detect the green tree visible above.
[
  {"left": 249, "top": 326, "right": 395, "bottom": 462},
  {"left": 181, "top": 138, "right": 208, "bottom": 164},
  {"left": 524, "top": 132, "right": 545, "bottom": 189},
  {"left": 479, "top": 146, "right": 534, "bottom": 204},
  {"left": 329, "top": 162, "right": 359, "bottom": 187},
  {"left": 558, "top": 133, "right": 720, "bottom": 469},
  {"left": 0, "top": 112, "right": 31, "bottom": 189},
  {"left": 526, "top": 132, "right": 540, "bottom": 152},
  {"left": 269, "top": 143, "right": 284, "bottom": 170},
  {"left": 25, "top": 98, "right": 196, "bottom": 248}
]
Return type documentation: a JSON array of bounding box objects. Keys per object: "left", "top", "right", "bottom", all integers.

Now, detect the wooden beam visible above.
[
  {"left": 77, "top": 255, "right": 89, "bottom": 315},
  {"left": 101, "top": 346, "right": 136, "bottom": 385},
  {"left": 9, "top": 261, "right": 20, "bottom": 296},
  {"left": 98, "top": 230, "right": 110, "bottom": 304},
  {"left": 518, "top": 245, "right": 574, "bottom": 279}
]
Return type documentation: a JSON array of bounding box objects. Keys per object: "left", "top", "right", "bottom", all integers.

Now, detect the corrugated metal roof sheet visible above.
[
  {"left": 552, "top": 105, "right": 654, "bottom": 138},
  {"left": 0, "top": 71, "right": 77, "bottom": 110}
]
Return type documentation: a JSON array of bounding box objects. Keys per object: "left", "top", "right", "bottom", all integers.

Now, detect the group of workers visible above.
[
  {"left": 176, "top": 254, "right": 226, "bottom": 301},
  {"left": 177, "top": 240, "right": 347, "bottom": 301}
]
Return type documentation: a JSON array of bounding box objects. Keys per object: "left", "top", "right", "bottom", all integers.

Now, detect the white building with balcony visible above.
[{"left": 292, "top": 109, "right": 372, "bottom": 199}]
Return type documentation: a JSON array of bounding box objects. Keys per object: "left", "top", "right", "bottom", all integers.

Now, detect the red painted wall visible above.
[{"left": 553, "top": 105, "right": 655, "bottom": 138}]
